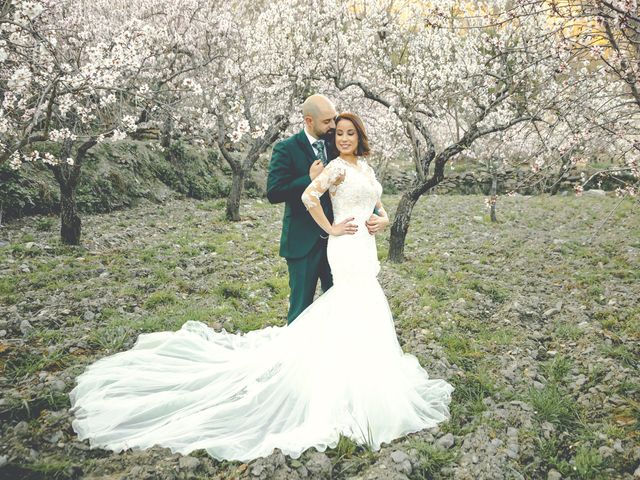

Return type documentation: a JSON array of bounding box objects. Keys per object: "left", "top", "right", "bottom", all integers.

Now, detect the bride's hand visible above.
[{"left": 330, "top": 217, "right": 358, "bottom": 236}]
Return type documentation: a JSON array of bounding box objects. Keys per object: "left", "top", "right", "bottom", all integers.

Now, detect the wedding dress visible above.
[{"left": 69, "top": 156, "right": 454, "bottom": 463}]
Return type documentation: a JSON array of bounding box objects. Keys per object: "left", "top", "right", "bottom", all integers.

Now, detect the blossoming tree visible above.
[
  {"left": 533, "top": 0, "right": 640, "bottom": 197},
  {"left": 184, "top": 0, "right": 345, "bottom": 221},
  {"left": 320, "top": 0, "right": 572, "bottom": 261},
  {"left": 0, "top": 0, "right": 226, "bottom": 244}
]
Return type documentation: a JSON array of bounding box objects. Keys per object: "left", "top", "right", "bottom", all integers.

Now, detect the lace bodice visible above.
[{"left": 301, "top": 157, "right": 383, "bottom": 223}]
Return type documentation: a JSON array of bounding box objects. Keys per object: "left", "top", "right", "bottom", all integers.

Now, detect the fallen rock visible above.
[
  {"left": 305, "top": 451, "right": 331, "bottom": 478},
  {"left": 178, "top": 455, "right": 201, "bottom": 470},
  {"left": 436, "top": 433, "right": 455, "bottom": 449}
]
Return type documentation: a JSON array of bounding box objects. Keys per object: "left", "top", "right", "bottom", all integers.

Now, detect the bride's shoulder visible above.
[
  {"left": 328, "top": 157, "right": 347, "bottom": 170},
  {"left": 325, "top": 158, "right": 347, "bottom": 182},
  {"left": 358, "top": 157, "right": 375, "bottom": 173}
]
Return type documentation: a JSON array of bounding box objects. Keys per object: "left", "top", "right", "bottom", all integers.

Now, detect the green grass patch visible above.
[
  {"left": 0, "top": 276, "right": 18, "bottom": 304},
  {"left": 216, "top": 281, "right": 247, "bottom": 300},
  {"left": 463, "top": 278, "right": 509, "bottom": 303},
  {"left": 264, "top": 276, "right": 289, "bottom": 301},
  {"left": 6, "top": 459, "right": 80, "bottom": 480},
  {"left": 553, "top": 320, "right": 582, "bottom": 341},
  {"left": 407, "top": 438, "right": 457, "bottom": 478},
  {"left": 528, "top": 384, "right": 579, "bottom": 429},
  {"left": 0, "top": 276, "right": 16, "bottom": 295},
  {"left": 573, "top": 444, "right": 608, "bottom": 479},
  {"left": 532, "top": 433, "right": 574, "bottom": 478},
  {"left": 599, "top": 344, "right": 638, "bottom": 369},
  {"left": 440, "top": 334, "right": 482, "bottom": 370},
  {"left": 89, "top": 304, "right": 222, "bottom": 352},
  {"left": 452, "top": 370, "right": 497, "bottom": 414},
  {"left": 543, "top": 355, "right": 573, "bottom": 384},
  {"left": 4, "top": 349, "right": 70, "bottom": 381},
  {"left": 332, "top": 434, "right": 359, "bottom": 459},
  {"left": 144, "top": 290, "right": 178, "bottom": 309},
  {"left": 89, "top": 323, "right": 132, "bottom": 352},
  {"left": 596, "top": 308, "right": 640, "bottom": 339},
  {"left": 444, "top": 370, "right": 499, "bottom": 435},
  {"left": 196, "top": 199, "right": 227, "bottom": 212},
  {"left": 475, "top": 326, "right": 517, "bottom": 346},
  {"left": 35, "top": 217, "right": 56, "bottom": 231}
]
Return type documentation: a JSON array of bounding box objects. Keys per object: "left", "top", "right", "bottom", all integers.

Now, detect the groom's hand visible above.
[
  {"left": 310, "top": 160, "right": 324, "bottom": 180},
  {"left": 365, "top": 214, "right": 389, "bottom": 235}
]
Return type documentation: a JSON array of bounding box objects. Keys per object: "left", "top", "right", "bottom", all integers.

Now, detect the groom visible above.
[
  {"left": 267, "top": 94, "right": 388, "bottom": 325},
  {"left": 267, "top": 94, "right": 338, "bottom": 324}
]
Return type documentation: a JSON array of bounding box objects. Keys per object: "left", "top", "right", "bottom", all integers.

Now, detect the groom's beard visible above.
[
  {"left": 320, "top": 128, "right": 336, "bottom": 141},
  {"left": 320, "top": 129, "right": 335, "bottom": 142},
  {"left": 322, "top": 129, "right": 337, "bottom": 159}
]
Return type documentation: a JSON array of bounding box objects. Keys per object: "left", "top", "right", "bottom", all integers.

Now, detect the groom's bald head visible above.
[
  {"left": 302, "top": 94, "right": 337, "bottom": 139},
  {"left": 302, "top": 94, "right": 335, "bottom": 118}
]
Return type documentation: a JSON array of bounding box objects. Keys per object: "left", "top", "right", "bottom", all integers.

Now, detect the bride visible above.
[{"left": 69, "top": 112, "right": 454, "bottom": 463}]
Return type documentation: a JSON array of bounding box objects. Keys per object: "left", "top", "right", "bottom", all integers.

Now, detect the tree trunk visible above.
[
  {"left": 549, "top": 158, "right": 571, "bottom": 195},
  {"left": 218, "top": 113, "right": 289, "bottom": 222},
  {"left": 161, "top": 115, "right": 172, "bottom": 149},
  {"left": 50, "top": 138, "right": 96, "bottom": 245},
  {"left": 490, "top": 169, "right": 498, "bottom": 222},
  {"left": 226, "top": 169, "right": 245, "bottom": 221},
  {"left": 60, "top": 183, "right": 81, "bottom": 245},
  {"left": 388, "top": 189, "right": 421, "bottom": 263}
]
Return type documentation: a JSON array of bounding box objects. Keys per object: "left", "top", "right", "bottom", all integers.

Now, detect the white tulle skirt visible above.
[{"left": 69, "top": 231, "right": 454, "bottom": 462}]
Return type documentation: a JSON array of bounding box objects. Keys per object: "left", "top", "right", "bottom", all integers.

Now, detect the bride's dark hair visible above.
[{"left": 326, "top": 112, "right": 371, "bottom": 159}]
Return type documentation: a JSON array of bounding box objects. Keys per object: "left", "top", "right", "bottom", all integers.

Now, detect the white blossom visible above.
[
  {"left": 122, "top": 115, "right": 137, "bottom": 132},
  {"left": 8, "top": 66, "right": 32, "bottom": 91},
  {"left": 111, "top": 129, "right": 127, "bottom": 141},
  {"left": 9, "top": 151, "right": 22, "bottom": 170},
  {"left": 49, "top": 128, "right": 77, "bottom": 142}
]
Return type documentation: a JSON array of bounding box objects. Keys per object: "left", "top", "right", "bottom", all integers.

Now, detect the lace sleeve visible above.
[{"left": 301, "top": 161, "right": 346, "bottom": 210}]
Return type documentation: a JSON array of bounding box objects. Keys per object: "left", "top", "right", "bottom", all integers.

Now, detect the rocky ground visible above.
[{"left": 0, "top": 192, "right": 638, "bottom": 480}]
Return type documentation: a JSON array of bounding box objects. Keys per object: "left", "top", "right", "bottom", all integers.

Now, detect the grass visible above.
[
  {"left": 528, "top": 384, "right": 580, "bottom": 429},
  {"left": 330, "top": 435, "right": 359, "bottom": 460},
  {"left": 475, "top": 326, "right": 517, "bottom": 347},
  {"left": 89, "top": 322, "right": 132, "bottom": 352},
  {"left": 263, "top": 275, "right": 290, "bottom": 301},
  {"left": 440, "top": 334, "right": 483, "bottom": 371},
  {"left": 463, "top": 278, "right": 510, "bottom": 304},
  {"left": 143, "top": 289, "right": 178, "bottom": 309},
  {"left": 0, "top": 389, "right": 70, "bottom": 422},
  {"left": 596, "top": 308, "right": 640, "bottom": 338},
  {"left": 444, "top": 370, "right": 499, "bottom": 436},
  {"left": 216, "top": 281, "right": 247, "bottom": 300},
  {"left": 585, "top": 364, "right": 606, "bottom": 389},
  {"left": 6, "top": 460, "right": 80, "bottom": 480},
  {"left": 4, "top": 349, "right": 71, "bottom": 382},
  {"left": 407, "top": 438, "right": 457, "bottom": 479},
  {"left": 87, "top": 304, "right": 230, "bottom": 352},
  {"left": 326, "top": 434, "right": 378, "bottom": 478},
  {"left": 553, "top": 320, "right": 582, "bottom": 341},
  {"left": 543, "top": 355, "right": 573, "bottom": 384},
  {"left": 599, "top": 344, "right": 638, "bottom": 369},
  {"left": 573, "top": 445, "right": 608, "bottom": 479},
  {"left": 0, "top": 193, "right": 638, "bottom": 478},
  {"left": 532, "top": 434, "right": 574, "bottom": 477}
]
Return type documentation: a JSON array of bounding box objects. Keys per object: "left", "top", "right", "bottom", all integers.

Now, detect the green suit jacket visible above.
[{"left": 267, "top": 129, "right": 334, "bottom": 259}]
